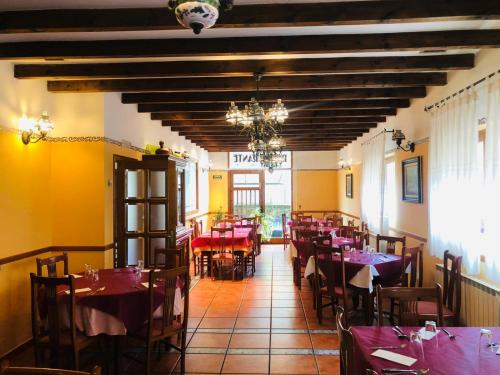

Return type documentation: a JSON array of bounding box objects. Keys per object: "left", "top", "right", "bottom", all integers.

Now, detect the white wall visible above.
[
  {"left": 104, "top": 92, "right": 210, "bottom": 214},
  {"left": 339, "top": 49, "right": 500, "bottom": 163},
  {"left": 0, "top": 61, "right": 104, "bottom": 137}
]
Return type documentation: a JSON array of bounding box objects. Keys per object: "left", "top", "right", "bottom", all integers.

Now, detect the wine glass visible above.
[
  {"left": 479, "top": 328, "right": 493, "bottom": 354},
  {"left": 84, "top": 263, "right": 92, "bottom": 279},
  {"left": 137, "top": 259, "right": 144, "bottom": 272},
  {"left": 410, "top": 330, "right": 425, "bottom": 360}
]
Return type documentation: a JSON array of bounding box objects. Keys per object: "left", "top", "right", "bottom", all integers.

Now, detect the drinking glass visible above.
[
  {"left": 425, "top": 320, "right": 439, "bottom": 348},
  {"left": 134, "top": 267, "right": 142, "bottom": 286},
  {"left": 137, "top": 259, "right": 144, "bottom": 272},
  {"left": 479, "top": 328, "right": 493, "bottom": 354},
  {"left": 91, "top": 268, "right": 99, "bottom": 288},
  {"left": 84, "top": 264, "right": 92, "bottom": 279},
  {"left": 410, "top": 330, "right": 425, "bottom": 359}
]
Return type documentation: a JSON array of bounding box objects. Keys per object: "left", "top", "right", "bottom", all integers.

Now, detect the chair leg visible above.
[
  {"left": 180, "top": 332, "right": 186, "bottom": 375},
  {"left": 145, "top": 343, "right": 152, "bottom": 375},
  {"left": 73, "top": 348, "right": 79, "bottom": 371},
  {"left": 316, "top": 294, "right": 323, "bottom": 324}
]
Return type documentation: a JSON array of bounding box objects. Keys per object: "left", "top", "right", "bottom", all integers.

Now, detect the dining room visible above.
[{"left": 0, "top": 1, "right": 500, "bottom": 374}]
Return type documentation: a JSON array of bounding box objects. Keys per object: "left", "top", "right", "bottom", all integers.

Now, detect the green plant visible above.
[
  {"left": 251, "top": 207, "right": 273, "bottom": 242},
  {"left": 213, "top": 206, "right": 224, "bottom": 225}
]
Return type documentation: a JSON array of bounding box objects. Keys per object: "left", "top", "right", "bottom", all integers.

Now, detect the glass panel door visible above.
[
  {"left": 230, "top": 171, "right": 264, "bottom": 217},
  {"left": 265, "top": 169, "right": 292, "bottom": 238}
]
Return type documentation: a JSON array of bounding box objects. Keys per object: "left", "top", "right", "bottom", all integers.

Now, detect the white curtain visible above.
[
  {"left": 429, "top": 90, "right": 481, "bottom": 274},
  {"left": 361, "top": 133, "right": 387, "bottom": 235},
  {"left": 482, "top": 76, "right": 500, "bottom": 283}
]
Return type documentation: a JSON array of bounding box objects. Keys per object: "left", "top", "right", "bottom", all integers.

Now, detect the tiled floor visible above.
[
  {"left": 9, "top": 245, "right": 341, "bottom": 374},
  {"left": 178, "top": 244, "right": 340, "bottom": 374}
]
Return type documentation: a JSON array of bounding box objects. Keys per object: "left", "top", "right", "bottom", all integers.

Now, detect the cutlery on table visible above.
[
  {"left": 393, "top": 326, "right": 410, "bottom": 340},
  {"left": 383, "top": 368, "right": 429, "bottom": 374},
  {"left": 88, "top": 286, "right": 105, "bottom": 295},
  {"left": 441, "top": 328, "right": 456, "bottom": 339},
  {"left": 371, "top": 344, "right": 407, "bottom": 350}
]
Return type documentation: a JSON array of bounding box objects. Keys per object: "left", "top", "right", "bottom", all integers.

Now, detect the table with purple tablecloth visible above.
[
  {"left": 351, "top": 326, "right": 500, "bottom": 374},
  {"left": 59, "top": 268, "right": 182, "bottom": 336}
]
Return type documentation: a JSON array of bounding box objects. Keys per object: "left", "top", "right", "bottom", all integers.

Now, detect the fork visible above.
[
  {"left": 88, "top": 286, "right": 105, "bottom": 296},
  {"left": 371, "top": 344, "right": 407, "bottom": 350},
  {"left": 441, "top": 328, "right": 456, "bottom": 339},
  {"left": 382, "top": 368, "right": 429, "bottom": 374}
]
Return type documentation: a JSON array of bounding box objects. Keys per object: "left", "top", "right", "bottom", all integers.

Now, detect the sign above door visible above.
[{"left": 229, "top": 151, "right": 291, "bottom": 170}]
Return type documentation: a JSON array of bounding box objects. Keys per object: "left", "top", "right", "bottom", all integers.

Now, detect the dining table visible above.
[
  {"left": 191, "top": 227, "right": 254, "bottom": 254},
  {"left": 58, "top": 268, "right": 183, "bottom": 336},
  {"left": 351, "top": 326, "right": 500, "bottom": 374}
]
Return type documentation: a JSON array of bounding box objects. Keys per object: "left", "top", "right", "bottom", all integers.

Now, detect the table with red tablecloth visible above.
[
  {"left": 58, "top": 268, "right": 182, "bottom": 336},
  {"left": 191, "top": 227, "right": 253, "bottom": 255},
  {"left": 351, "top": 326, "right": 500, "bottom": 374}
]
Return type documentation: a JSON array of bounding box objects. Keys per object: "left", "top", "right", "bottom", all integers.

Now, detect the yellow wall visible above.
[
  {"left": 336, "top": 164, "right": 362, "bottom": 219},
  {"left": 292, "top": 170, "right": 337, "bottom": 213},
  {"left": 209, "top": 170, "right": 229, "bottom": 213}
]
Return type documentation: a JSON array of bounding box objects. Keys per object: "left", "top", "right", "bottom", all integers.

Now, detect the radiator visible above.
[{"left": 435, "top": 264, "right": 500, "bottom": 326}]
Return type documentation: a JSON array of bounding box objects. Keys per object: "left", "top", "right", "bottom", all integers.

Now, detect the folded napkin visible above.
[
  {"left": 418, "top": 327, "right": 440, "bottom": 340},
  {"left": 141, "top": 269, "right": 161, "bottom": 273},
  {"left": 141, "top": 282, "right": 158, "bottom": 288},
  {"left": 371, "top": 349, "right": 417, "bottom": 367},
  {"left": 65, "top": 287, "right": 91, "bottom": 295}
]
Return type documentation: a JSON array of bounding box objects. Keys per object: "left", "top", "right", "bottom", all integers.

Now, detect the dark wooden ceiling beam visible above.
[
  {"left": 15, "top": 55, "right": 475, "bottom": 79},
  {"left": 178, "top": 130, "right": 368, "bottom": 137},
  {"left": 171, "top": 124, "right": 377, "bottom": 132},
  {"left": 151, "top": 108, "right": 396, "bottom": 121},
  {"left": 136, "top": 99, "right": 410, "bottom": 112},
  {"left": 2, "top": 1, "right": 498, "bottom": 33},
  {"left": 162, "top": 117, "right": 385, "bottom": 126},
  {"left": 2, "top": 30, "right": 498, "bottom": 60},
  {"left": 47, "top": 73, "right": 445, "bottom": 93},
  {"left": 126, "top": 88, "right": 425, "bottom": 104}
]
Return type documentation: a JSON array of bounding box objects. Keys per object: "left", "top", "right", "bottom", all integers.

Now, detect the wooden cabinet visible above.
[{"left": 114, "top": 154, "right": 191, "bottom": 268}]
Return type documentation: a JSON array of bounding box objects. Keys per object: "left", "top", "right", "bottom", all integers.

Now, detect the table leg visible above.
[{"left": 361, "top": 289, "right": 374, "bottom": 325}]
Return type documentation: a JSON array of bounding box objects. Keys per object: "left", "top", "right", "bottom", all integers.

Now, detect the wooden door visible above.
[
  {"left": 229, "top": 170, "right": 265, "bottom": 216},
  {"left": 114, "top": 159, "right": 170, "bottom": 268}
]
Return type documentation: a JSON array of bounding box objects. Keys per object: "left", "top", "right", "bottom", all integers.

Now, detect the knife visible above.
[{"left": 394, "top": 326, "right": 410, "bottom": 340}]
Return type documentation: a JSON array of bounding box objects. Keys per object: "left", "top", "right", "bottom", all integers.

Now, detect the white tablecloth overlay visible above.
[
  {"left": 291, "top": 239, "right": 410, "bottom": 293},
  {"left": 62, "top": 287, "right": 182, "bottom": 336}
]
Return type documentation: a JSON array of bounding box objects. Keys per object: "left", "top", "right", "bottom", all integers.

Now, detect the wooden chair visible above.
[
  {"left": 362, "top": 223, "right": 370, "bottom": 246},
  {"left": 36, "top": 253, "right": 69, "bottom": 277},
  {"left": 224, "top": 214, "right": 240, "bottom": 220},
  {"left": 153, "top": 246, "right": 187, "bottom": 269},
  {"left": 338, "top": 225, "right": 358, "bottom": 239},
  {"left": 298, "top": 214, "right": 313, "bottom": 222},
  {"left": 281, "top": 213, "right": 289, "bottom": 251},
  {"left": 241, "top": 216, "right": 256, "bottom": 225},
  {"left": 1, "top": 362, "right": 101, "bottom": 375},
  {"left": 327, "top": 217, "right": 343, "bottom": 229},
  {"left": 376, "top": 284, "right": 444, "bottom": 326},
  {"left": 376, "top": 235, "right": 406, "bottom": 255},
  {"left": 224, "top": 218, "right": 242, "bottom": 227},
  {"left": 347, "top": 219, "right": 356, "bottom": 227},
  {"left": 30, "top": 274, "right": 95, "bottom": 370},
  {"left": 238, "top": 223, "right": 256, "bottom": 277},
  {"left": 403, "top": 244, "right": 424, "bottom": 288},
  {"left": 417, "top": 250, "right": 462, "bottom": 325},
  {"left": 128, "top": 267, "right": 189, "bottom": 375},
  {"left": 210, "top": 227, "right": 243, "bottom": 280},
  {"left": 335, "top": 306, "right": 355, "bottom": 375},
  {"left": 313, "top": 243, "right": 352, "bottom": 324},
  {"left": 352, "top": 231, "right": 365, "bottom": 250}
]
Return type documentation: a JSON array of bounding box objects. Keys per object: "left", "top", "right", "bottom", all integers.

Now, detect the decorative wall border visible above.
[{"left": 0, "top": 244, "right": 114, "bottom": 266}]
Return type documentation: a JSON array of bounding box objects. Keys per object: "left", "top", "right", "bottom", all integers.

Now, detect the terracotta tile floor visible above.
[
  {"left": 176, "top": 244, "right": 340, "bottom": 374},
  {"left": 9, "top": 245, "right": 340, "bottom": 374}
]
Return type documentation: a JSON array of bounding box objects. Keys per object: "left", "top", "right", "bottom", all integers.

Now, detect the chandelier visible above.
[
  {"left": 225, "top": 74, "right": 288, "bottom": 172},
  {"left": 167, "top": 0, "right": 234, "bottom": 34}
]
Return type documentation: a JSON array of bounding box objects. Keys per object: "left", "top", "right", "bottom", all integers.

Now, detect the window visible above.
[
  {"left": 185, "top": 161, "right": 198, "bottom": 213},
  {"left": 384, "top": 158, "right": 397, "bottom": 228}
]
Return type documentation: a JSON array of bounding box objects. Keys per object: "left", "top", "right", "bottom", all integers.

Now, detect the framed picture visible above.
[
  {"left": 346, "top": 173, "right": 353, "bottom": 198},
  {"left": 402, "top": 156, "right": 423, "bottom": 203}
]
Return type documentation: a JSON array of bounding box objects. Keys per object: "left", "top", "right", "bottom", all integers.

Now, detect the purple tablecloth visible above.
[
  {"left": 61, "top": 268, "right": 165, "bottom": 333},
  {"left": 351, "top": 326, "right": 500, "bottom": 374}
]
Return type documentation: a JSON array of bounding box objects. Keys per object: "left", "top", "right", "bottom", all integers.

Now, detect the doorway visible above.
[{"left": 229, "top": 170, "right": 265, "bottom": 217}]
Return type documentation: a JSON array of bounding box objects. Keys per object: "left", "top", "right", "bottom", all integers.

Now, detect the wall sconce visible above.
[
  {"left": 391, "top": 129, "right": 415, "bottom": 152},
  {"left": 21, "top": 111, "right": 54, "bottom": 145},
  {"left": 338, "top": 157, "right": 352, "bottom": 171}
]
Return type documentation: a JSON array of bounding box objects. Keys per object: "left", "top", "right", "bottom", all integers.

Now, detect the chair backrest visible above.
[
  {"left": 210, "top": 227, "right": 235, "bottom": 253},
  {"left": 224, "top": 214, "right": 240, "bottom": 220},
  {"left": 376, "top": 284, "right": 444, "bottom": 326},
  {"left": 313, "top": 243, "right": 348, "bottom": 309},
  {"left": 352, "top": 230, "right": 365, "bottom": 250},
  {"left": 145, "top": 266, "right": 190, "bottom": 341},
  {"left": 347, "top": 219, "right": 355, "bottom": 227},
  {"left": 313, "top": 235, "right": 332, "bottom": 247},
  {"left": 30, "top": 273, "right": 77, "bottom": 354},
  {"left": 376, "top": 235, "right": 406, "bottom": 255},
  {"left": 335, "top": 306, "right": 355, "bottom": 375},
  {"left": 1, "top": 363, "right": 101, "bottom": 375},
  {"left": 241, "top": 216, "right": 256, "bottom": 225},
  {"left": 224, "top": 218, "right": 242, "bottom": 227},
  {"left": 237, "top": 223, "right": 257, "bottom": 249},
  {"left": 281, "top": 213, "right": 287, "bottom": 234},
  {"left": 338, "top": 225, "right": 358, "bottom": 239},
  {"left": 403, "top": 244, "right": 424, "bottom": 287},
  {"left": 191, "top": 219, "right": 201, "bottom": 239},
  {"left": 153, "top": 246, "right": 187, "bottom": 269},
  {"left": 362, "top": 223, "right": 370, "bottom": 246},
  {"left": 296, "top": 229, "right": 320, "bottom": 242},
  {"left": 298, "top": 214, "right": 313, "bottom": 222},
  {"left": 298, "top": 220, "right": 318, "bottom": 230},
  {"left": 443, "top": 250, "right": 462, "bottom": 319},
  {"left": 36, "top": 253, "right": 69, "bottom": 277},
  {"left": 290, "top": 225, "right": 304, "bottom": 241}
]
